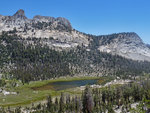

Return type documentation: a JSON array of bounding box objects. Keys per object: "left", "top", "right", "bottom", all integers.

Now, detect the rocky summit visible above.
[
  {"left": 13, "top": 9, "right": 27, "bottom": 19},
  {"left": 0, "top": 9, "right": 150, "bottom": 62}
]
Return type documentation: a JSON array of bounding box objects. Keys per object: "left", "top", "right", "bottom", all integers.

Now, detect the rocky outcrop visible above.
[
  {"left": 0, "top": 9, "right": 90, "bottom": 48},
  {"left": 33, "top": 15, "right": 55, "bottom": 22},
  {"left": 97, "top": 32, "right": 150, "bottom": 61},
  {"left": 0, "top": 9, "right": 72, "bottom": 32},
  {"left": 13, "top": 9, "right": 27, "bottom": 19}
]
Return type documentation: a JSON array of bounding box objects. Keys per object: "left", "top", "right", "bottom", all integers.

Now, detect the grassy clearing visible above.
[
  {"left": 97, "top": 76, "right": 115, "bottom": 85},
  {"left": 0, "top": 76, "right": 100, "bottom": 107}
]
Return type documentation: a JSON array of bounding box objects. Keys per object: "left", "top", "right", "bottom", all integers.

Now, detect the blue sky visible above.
[{"left": 0, "top": 0, "right": 150, "bottom": 44}]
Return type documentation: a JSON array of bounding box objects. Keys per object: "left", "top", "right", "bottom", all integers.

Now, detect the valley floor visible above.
[
  {"left": 0, "top": 76, "right": 100, "bottom": 107},
  {"left": 0, "top": 75, "right": 150, "bottom": 113}
]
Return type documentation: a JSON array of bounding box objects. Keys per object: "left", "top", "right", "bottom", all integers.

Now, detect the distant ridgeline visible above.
[{"left": 0, "top": 10, "right": 150, "bottom": 83}]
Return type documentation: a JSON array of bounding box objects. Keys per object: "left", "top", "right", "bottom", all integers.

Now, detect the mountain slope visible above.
[
  {"left": 0, "top": 10, "right": 150, "bottom": 82},
  {"left": 94, "top": 33, "right": 150, "bottom": 61},
  {"left": 1, "top": 33, "right": 150, "bottom": 83},
  {"left": 0, "top": 10, "right": 150, "bottom": 62},
  {"left": 0, "top": 9, "right": 90, "bottom": 49}
]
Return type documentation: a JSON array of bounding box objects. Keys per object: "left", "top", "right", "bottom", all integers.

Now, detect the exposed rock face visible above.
[
  {"left": 56, "top": 17, "right": 72, "bottom": 30},
  {"left": 146, "top": 44, "right": 150, "bottom": 49},
  {"left": 13, "top": 9, "right": 27, "bottom": 19},
  {"left": 0, "top": 9, "right": 90, "bottom": 48},
  {"left": 97, "top": 33, "right": 150, "bottom": 61},
  {"left": 0, "top": 9, "right": 30, "bottom": 29},
  {"left": 33, "top": 15, "right": 55, "bottom": 22},
  {"left": 0, "top": 10, "right": 150, "bottom": 62},
  {"left": 0, "top": 9, "right": 72, "bottom": 31}
]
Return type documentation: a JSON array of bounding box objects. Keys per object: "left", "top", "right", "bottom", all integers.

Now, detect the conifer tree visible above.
[
  {"left": 82, "top": 86, "right": 94, "bottom": 113},
  {"left": 59, "top": 92, "right": 65, "bottom": 113}
]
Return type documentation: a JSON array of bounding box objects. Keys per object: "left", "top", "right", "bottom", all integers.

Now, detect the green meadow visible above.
[{"left": 0, "top": 76, "right": 101, "bottom": 107}]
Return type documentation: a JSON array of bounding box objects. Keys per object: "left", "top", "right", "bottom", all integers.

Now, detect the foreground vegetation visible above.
[
  {"left": 0, "top": 76, "right": 99, "bottom": 107},
  {"left": 1, "top": 76, "right": 150, "bottom": 113}
]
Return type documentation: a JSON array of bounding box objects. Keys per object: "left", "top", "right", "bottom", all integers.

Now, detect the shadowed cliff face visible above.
[
  {"left": 0, "top": 10, "right": 150, "bottom": 62},
  {"left": 146, "top": 44, "right": 150, "bottom": 49},
  {"left": 13, "top": 9, "right": 27, "bottom": 19}
]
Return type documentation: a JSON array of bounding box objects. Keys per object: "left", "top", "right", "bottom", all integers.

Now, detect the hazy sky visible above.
[{"left": 0, "top": 0, "right": 150, "bottom": 44}]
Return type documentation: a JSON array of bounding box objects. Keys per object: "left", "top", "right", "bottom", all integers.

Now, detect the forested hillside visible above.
[{"left": 1, "top": 32, "right": 150, "bottom": 83}]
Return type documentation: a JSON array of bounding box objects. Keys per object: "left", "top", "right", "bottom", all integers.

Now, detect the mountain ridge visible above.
[{"left": 0, "top": 9, "right": 150, "bottom": 62}]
